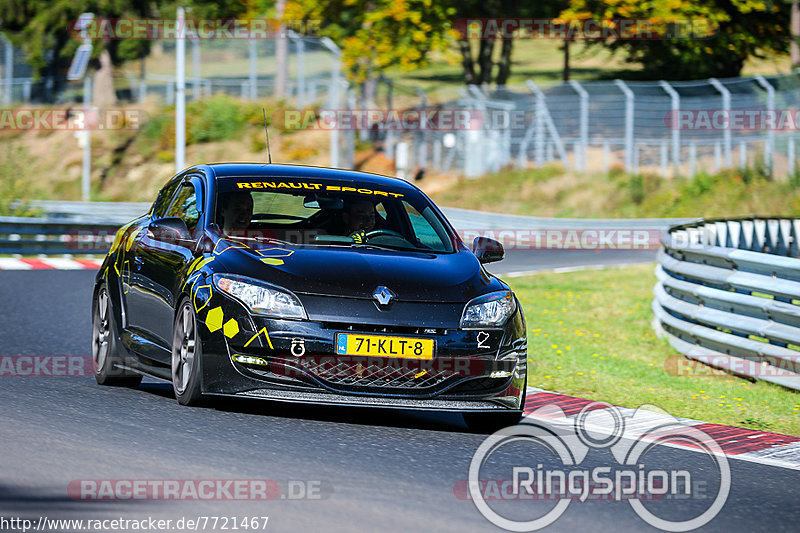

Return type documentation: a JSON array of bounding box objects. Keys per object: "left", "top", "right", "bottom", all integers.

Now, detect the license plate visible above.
[{"left": 335, "top": 333, "right": 435, "bottom": 359}]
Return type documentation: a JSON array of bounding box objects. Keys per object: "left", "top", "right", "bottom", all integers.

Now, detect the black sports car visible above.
[{"left": 92, "top": 163, "right": 527, "bottom": 429}]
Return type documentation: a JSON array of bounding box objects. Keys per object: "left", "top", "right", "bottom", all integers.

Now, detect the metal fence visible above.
[
  {"left": 4, "top": 29, "right": 800, "bottom": 180},
  {"left": 332, "top": 72, "right": 800, "bottom": 180},
  {"left": 653, "top": 217, "right": 800, "bottom": 390},
  {"left": 132, "top": 33, "right": 341, "bottom": 107},
  {"left": 0, "top": 32, "right": 342, "bottom": 108}
]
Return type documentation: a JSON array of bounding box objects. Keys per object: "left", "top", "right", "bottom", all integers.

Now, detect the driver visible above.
[
  {"left": 220, "top": 191, "right": 254, "bottom": 235},
  {"left": 341, "top": 198, "right": 377, "bottom": 243}
]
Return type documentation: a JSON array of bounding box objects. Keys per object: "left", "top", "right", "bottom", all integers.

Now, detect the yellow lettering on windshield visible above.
[{"left": 233, "top": 181, "right": 403, "bottom": 198}]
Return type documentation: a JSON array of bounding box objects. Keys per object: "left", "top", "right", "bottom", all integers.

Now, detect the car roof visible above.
[{"left": 198, "top": 163, "right": 418, "bottom": 192}]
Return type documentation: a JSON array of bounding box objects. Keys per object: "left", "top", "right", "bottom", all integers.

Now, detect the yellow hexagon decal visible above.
[
  {"left": 257, "top": 247, "right": 294, "bottom": 258},
  {"left": 223, "top": 318, "right": 240, "bottom": 339},
  {"left": 257, "top": 248, "right": 294, "bottom": 266},
  {"left": 206, "top": 306, "right": 224, "bottom": 332}
]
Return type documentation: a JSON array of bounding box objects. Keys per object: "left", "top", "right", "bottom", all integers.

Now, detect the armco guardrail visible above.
[
  {"left": 4, "top": 201, "right": 691, "bottom": 257},
  {"left": 0, "top": 216, "right": 123, "bottom": 255},
  {"left": 653, "top": 217, "right": 800, "bottom": 390},
  {"left": 27, "top": 200, "right": 150, "bottom": 224}
]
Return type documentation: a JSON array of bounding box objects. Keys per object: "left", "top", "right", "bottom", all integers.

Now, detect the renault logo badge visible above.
[{"left": 373, "top": 286, "right": 395, "bottom": 307}]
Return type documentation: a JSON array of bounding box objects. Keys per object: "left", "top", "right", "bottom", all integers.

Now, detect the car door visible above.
[{"left": 127, "top": 177, "right": 203, "bottom": 361}]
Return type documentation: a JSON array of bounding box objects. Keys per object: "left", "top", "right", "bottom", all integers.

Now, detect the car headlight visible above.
[
  {"left": 460, "top": 290, "right": 517, "bottom": 329},
  {"left": 213, "top": 274, "right": 307, "bottom": 319}
]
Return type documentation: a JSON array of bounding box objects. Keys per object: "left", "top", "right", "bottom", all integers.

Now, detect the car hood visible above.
[{"left": 212, "top": 240, "right": 506, "bottom": 303}]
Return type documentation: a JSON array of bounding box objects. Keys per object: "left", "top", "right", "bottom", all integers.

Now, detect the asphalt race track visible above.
[
  {"left": 1, "top": 267, "right": 798, "bottom": 532},
  {"left": 487, "top": 249, "right": 656, "bottom": 276}
]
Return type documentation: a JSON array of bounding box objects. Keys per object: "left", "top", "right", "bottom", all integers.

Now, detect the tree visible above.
[
  {"left": 0, "top": 0, "right": 255, "bottom": 105},
  {"left": 558, "top": 0, "right": 791, "bottom": 79},
  {"left": 0, "top": 0, "right": 153, "bottom": 105},
  {"left": 285, "top": 0, "right": 458, "bottom": 90},
  {"left": 453, "top": 0, "right": 567, "bottom": 85}
]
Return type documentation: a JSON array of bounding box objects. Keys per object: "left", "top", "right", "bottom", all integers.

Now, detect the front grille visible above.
[
  {"left": 271, "top": 356, "right": 459, "bottom": 393},
  {"left": 447, "top": 376, "right": 512, "bottom": 395}
]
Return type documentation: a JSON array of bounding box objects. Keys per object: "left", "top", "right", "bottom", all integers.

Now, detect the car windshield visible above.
[{"left": 214, "top": 176, "right": 456, "bottom": 253}]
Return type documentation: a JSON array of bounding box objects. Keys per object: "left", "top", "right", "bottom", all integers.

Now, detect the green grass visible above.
[
  {"left": 430, "top": 165, "right": 800, "bottom": 218},
  {"left": 510, "top": 263, "right": 800, "bottom": 435}
]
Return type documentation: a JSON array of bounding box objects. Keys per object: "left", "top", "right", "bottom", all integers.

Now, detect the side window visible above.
[
  {"left": 165, "top": 183, "right": 200, "bottom": 231},
  {"left": 152, "top": 178, "right": 181, "bottom": 219},
  {"left": 404, "top": 203, "right": 451, "bottom": 252}
]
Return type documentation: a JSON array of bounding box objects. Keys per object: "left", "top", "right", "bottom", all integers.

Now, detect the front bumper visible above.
[{"left": 194, "top": 287, "right": 527, "bottom": 411}]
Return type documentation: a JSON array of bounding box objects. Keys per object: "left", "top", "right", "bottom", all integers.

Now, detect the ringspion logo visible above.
[{"left": 466, "top": 402, "right": 730, "bottom": 531}]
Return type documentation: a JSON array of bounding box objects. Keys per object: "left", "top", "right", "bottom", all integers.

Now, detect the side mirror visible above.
[
  {"left": 149, "top": 217, "right": 192, "bottom": 244},
  {"left": 472, "top": 236, "right": 504, "bottom": 264}
]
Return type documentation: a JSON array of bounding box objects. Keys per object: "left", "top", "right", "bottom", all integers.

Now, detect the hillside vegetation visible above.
[
  {"left": 2, "top": 95, "right": 799, "bottom": 222},
  {"left": 429, "top": 165, "right": 800, "bottom": 218}
]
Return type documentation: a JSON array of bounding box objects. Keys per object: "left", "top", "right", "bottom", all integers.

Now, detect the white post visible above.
[
  {"left": 526, "top": 80, "right": 570, "bottom": 170},
  {"left": 82, "top": 75, "right": 91, "bottom": 201},
  {"left": 175, "top": 7, "right": 186, "bottom": 172},
  {"left": 414, "top": 87, "right": 428, "bottom": 170},
  {"left": 192, "top": 37, "right": 200, "bottom": 100},
  {"left": 659, "top": 80, "right": 680, "bottom": 170},
  {"left": 345, "top": 87, "right": 356, "bottom": 169},
  {"left": 602, "top": 142, "right": 610, "bottom": 174},
  {"left": 790, "top": 137, "right": 796, "bottom": 177},
  {"left": 288, "top": 31, "right": 306, "bottom": 107},
  {"left": 3, "top": 36, "right": 12, "bottom": 106},
  {"left": 740, "top": 140, "right": 747, "bottom": 169},
  {"left": 689, "top": 141, "right": 696, "bottom": 177},
  {"left": 714, "top": 142, "right": 722, "bottom": 172},
  {"left": 395, "top": 142, "right": 409, "bottom": 180},
  {"left": 79, "top": 19, "right": 92, "bottom": 202},
  {"left": 568, "top": 80, "right": 589, "bottom": 172},
  {"left": 320, "top": 37, "right": 341, "bottom": 168},
  {"left": 754, "top": 75, "right": 775, "bottom": 174},
  {"left": 660, "top": 141, "right": 668, "bottom": 177},
  {"left": 709, "top": 78, "right": 731, "bottom": 168},
  {"left": 615, "top": 80, "right": 634, "bottom": 173},
  {"left": 535, "top": 93, "right": 545, "bottom": 167},
  {"left": 248, "top": 39, "right": 257, "bottom": 101}
]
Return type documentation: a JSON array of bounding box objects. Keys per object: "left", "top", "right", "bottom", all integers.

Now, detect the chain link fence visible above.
[
  {"left": 3, "top": 31, "right": 800, "bottom": 180},
  {"left": 330, "top": 72, "right": 800, "bottom": 180}
]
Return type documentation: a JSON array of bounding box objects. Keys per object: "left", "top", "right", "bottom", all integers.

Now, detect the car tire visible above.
[
  {"left": 92, "top": 284, "right": 142, "bottom": 387},
  {"left": 171, "top": 298, "right": 204, "bottom": 406}
]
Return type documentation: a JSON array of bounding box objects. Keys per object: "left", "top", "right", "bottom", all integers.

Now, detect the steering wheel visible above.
[{"left": 365, "top": 229, "right": 406, "bottom": 240}]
